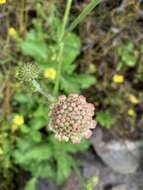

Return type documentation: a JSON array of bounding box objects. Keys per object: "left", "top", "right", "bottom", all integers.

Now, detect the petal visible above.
[
  {"left": 58, "top": 95, "right": 66, "bottom": 101},
  {"left": 72, "top": 137, "right": 81, "bottom": 144},
  {"left": 55, "top": 134, "right": 62, "bottom": 141},
  {"left": 79, "top": 95, "right": 86, "bottom": 103},
  {"left": 84, "top": 130, "right": 92, "bottom": 139},
  {"left": 90, "top": 120, "right": 97, "bottom": 129}
]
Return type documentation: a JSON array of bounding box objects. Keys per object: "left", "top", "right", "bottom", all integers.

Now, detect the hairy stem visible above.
[
  {"left": 53, "top": 0, "right": 72, "bottom": 96},
  {"left": 32, "top": 80, "right": 55, "bottom": 102}
]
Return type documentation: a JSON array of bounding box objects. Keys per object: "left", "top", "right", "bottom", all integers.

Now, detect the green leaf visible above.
[
  {"left": 20, "top": 31, "right": 49, "bottom": 63},
  {"left": 30, "top": 117, "right": 47, "bottom": 130},
  {"left": 62, "top": 32, "right": 80, "bottom": 73},
  {"left": 56, "top": 153, "right": 74, "bottom": 183},
  {"left": 61, "top": 74, "right": 96, "bottom": 93},
  {"left": 14, "top": 143, "right": 52, "bottom": 165},
  {"left": 126, "top": 54, "right": 136, "bottom": 67},
  {"left": 96, "top": 110, "right": 116, "bottom": 128},
  {"left": 36, "top": 162, "right": 56, "bottom": 179},
  {"left": 24, "top": 177, "right": 37, "bottom": 190},
  {"left": 14, "top": 93, "right": 30, "bottom": 103},
  {"left": 72, "top": 74, "right": 96, "bottom": 88},
  {"left": 31, "top": 131, "right": 42, "bottom": 143}
]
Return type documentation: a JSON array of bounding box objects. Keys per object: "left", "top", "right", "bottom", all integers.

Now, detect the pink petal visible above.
[
  {"left": 58, "top": 95, "right": 66, "bottom": 101},
  {"left": 79, "top": 95, "right": 86, "bottom": 103},
  {"left": 84, "top": 130, "right": 92, "bottom": 139},
  {"left": 55, "top": 134, "right": 62, "bottom": 141},
  {"left": 90, "top": 120, "right": 97, "bottom": 129},
  {"left": 87, "top": 103, "right": 95, "bottom": 111}
]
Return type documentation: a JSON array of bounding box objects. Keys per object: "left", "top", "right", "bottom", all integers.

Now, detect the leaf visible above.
[
  {"left": 14, "top": 142, "right": 52, "bottom": 166},
  {"left": 69, "top": 0, "right": 101, "bottom": 31},
  {"left": 72, "top": 74, "right": 96, "bottom": 88},
  {"left": 56, "top": 153, "right": 74, "bottom": 183},
  {"left": 20, "top": 31, "right": 49, "bottom": 63},
  {"left": 30, "top": 117, "right": 47, "bottom": 130},
  {"left": 24, "top": 177, "right": 37, "bottom": 190},
  {"left": 126, "top": 54, "right": 136, "bottom": 67},
  {"left": 36, "top": 162, "right": 56, "bottom": 179},
  {"left": 96, "top": 110, "right": 116, "bottom": 128},
  {"left": 62, "top": 32, "right": 80, "bottom": 73},
  {"left": 61, "top": 76, "right": 81, "bottom": 93},
  {"left": 61, "top": 74, "right": 96, "bottom": 93}
]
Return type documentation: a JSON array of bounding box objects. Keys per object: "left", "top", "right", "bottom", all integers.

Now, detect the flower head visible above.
[
  {"left": 8, "top": 27, "right": 17, "bottom": 37},
  {"left": 127, "top": 109, "right": 135, "bottom": 117},
  {"left": 13, "top": 115, "right": 24, "bottom": 126},
  {"left": 48, "top": 94, "right": 96, "bottom": 143},
  {"left": 113, "top": 74, "right": 124, "bottom": 84},
  {"left": 44, "top": 68, "right": 57, "bottom": 80},
  {"left": 18, "top": 63, "right": 40, "bottom": 82},
  {"left": 128, "top": 95, "right": 139, "bottom": 104},
  {"left": 0, "top": 0, "right": 6, "bottom": 4}
]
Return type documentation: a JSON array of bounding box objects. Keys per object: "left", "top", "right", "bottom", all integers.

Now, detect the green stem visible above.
[
  {"left": 32, "top": 80, "right": 55, "bottom": 102},
  {"left": 69, "top": 0, "right": 101, "bottom": 32},
  {"left": 53, "top": 0, "right": 72, "bottom": 96},
  {"left": 72, "top": 162, "right": 85, "bottom": 189}
]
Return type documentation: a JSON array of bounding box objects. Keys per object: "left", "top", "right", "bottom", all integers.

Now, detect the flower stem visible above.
[
  {"left": 32, "top": 80, "right": 55, "bottom": 102},
  {"left": 53, "top": 0, "right": 72, "bottom": 96},
  {"left": 72, "top": 162, "right": 85, "bottom": 189}
]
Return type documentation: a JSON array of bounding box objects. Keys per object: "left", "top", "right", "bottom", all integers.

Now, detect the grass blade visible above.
[{"left": 69, "top": 0, "right": 101, "bottom": 31}]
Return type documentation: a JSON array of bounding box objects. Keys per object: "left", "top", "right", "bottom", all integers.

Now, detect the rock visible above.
[
  {"left": 91, "top": 129, "right": 141, "bottom": 174},
  {"left": 62, "top": 172, "right": 81, "bottom": 190},
  {"left": 36, "top": 178, "right": 59, "bottom": 190},
  {"left": 111, "top": 184, "right": 127, "bottom": 190}
]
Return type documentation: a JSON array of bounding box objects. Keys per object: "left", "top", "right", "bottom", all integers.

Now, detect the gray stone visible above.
[
  {"left": 111, "top": 184, "right": 127, "bottom": 190},
  {"left": 91, "top": 129, "right": 142, "bottom": 174}
]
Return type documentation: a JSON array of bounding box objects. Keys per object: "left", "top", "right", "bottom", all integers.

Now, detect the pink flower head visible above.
[{"left": 48, "top": 94, "right": 96, "bottom": 143}]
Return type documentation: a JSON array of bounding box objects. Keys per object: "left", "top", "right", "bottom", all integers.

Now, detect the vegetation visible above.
[{"left": 0, "top": 0, "right": 143, "bottom": 189}]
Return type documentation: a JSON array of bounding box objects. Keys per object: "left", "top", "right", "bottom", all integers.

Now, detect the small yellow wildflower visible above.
[
  {"left": 127, "top": 109, "right": 135, "bottom": 117},
  {"left": 13, "top": 115, "right": 24, "bottom": 126},
  {"left": 113, "top": 74, "right": 124, "bottom": 84},
  {"left": 8, "top": 27, "right": 17, "bottom": 37},
  {"left": 128, "top": 95, "right": 139, "bottom": 104},
  {"left": 44, "top": 68, "right": 57, "bottom": 80},
  {"left": 0, "top": 0, "right": 6, "bottom": 4},
  {"left": 0, "top": 148, "right": 3, "bottom": 156}
]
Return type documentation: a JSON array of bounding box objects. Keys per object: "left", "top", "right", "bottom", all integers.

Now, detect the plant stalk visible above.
[{"left": 53, "top": 0, "right": 72, "bottom": 96}]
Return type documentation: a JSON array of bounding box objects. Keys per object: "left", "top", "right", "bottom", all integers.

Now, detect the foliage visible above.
[
  {"left": 0, "top": 0, "right": 143, "bottom": 189},
  {"left": 96, "top": 110, "right": 116, "bottom": 129},
  {"left": 14, "top": 136, "right": 89, "bottom": 190}
]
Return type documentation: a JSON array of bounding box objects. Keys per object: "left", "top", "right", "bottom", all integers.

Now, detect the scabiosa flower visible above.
[
  {"left": 48, "top": 94, "right": 96, "bottom": 144},
  {"left": 17, "top": 63, "right": 40, "bottom": 82}
]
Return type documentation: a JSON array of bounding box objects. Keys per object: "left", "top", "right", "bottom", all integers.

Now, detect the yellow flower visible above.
[
  {"left": 44, "top": 68, "right": 57, "bottom": 80},
  {"left": 127, "top": 109, "right": 135, "bottom": 117},
  {"left": 128, "top": 95, "right": 139, "bottom": 104},
  {"left": 0, "top": 148, "right": 3, "bottom": 156},
  {"left": 0, "top": 0, "right": 6, "bottom": 4},
  {"left": 13, "top": 115, "right": 24, "bottom": 126},
  {"left": 8, "top": 27, "right": 17, "bottom": 37},
  {"left": 113, "top": 74, "right": 124, "bottom": 84}
]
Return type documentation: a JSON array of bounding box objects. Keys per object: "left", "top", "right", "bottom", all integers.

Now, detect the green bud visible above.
[{"left": 17, "top": 63, "right": 40, "bottom": 82}]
